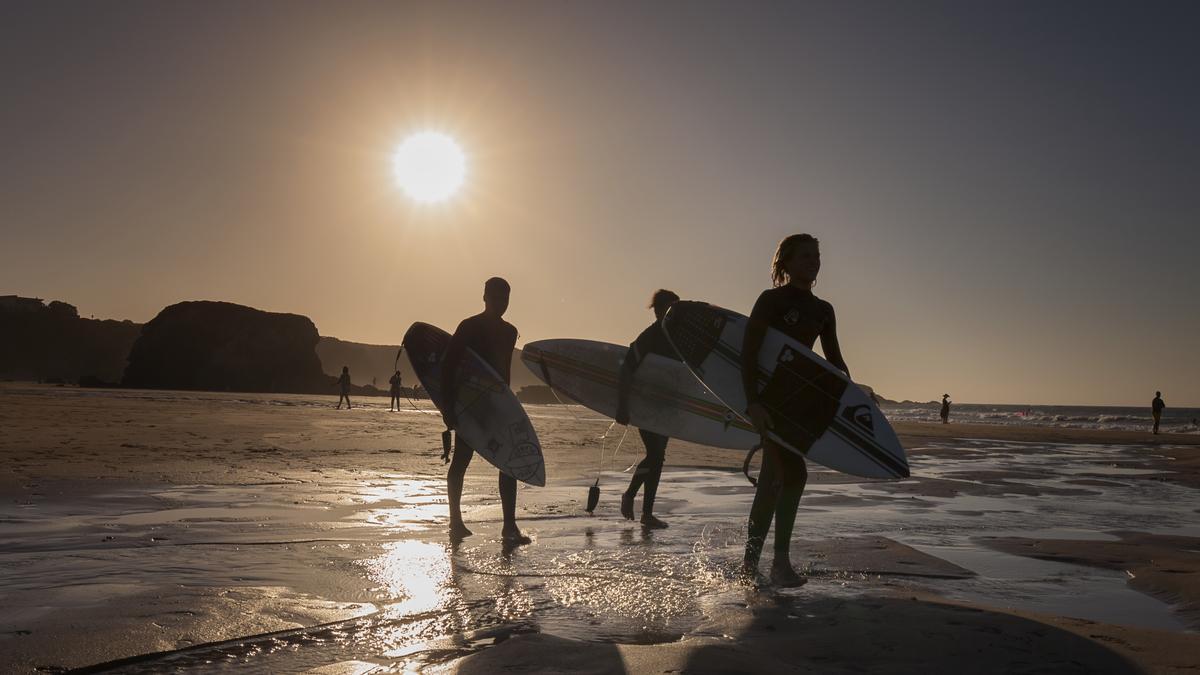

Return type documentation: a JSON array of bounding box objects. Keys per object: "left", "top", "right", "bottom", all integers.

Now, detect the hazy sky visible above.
[{"left": 2, "top": 1, "right": 1198, "bottom": 406}]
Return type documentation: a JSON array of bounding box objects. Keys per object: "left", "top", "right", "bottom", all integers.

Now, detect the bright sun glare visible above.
[{"left": 392, "top": 131, "right": 467, "bottom": 204}]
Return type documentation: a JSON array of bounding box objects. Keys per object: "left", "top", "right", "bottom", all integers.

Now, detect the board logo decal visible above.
[{"left": 842, "top": 404, "right": 875, "bottom": 434}]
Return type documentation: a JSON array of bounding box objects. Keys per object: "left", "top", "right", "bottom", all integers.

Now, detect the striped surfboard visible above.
[
  {"left": 521, "top": 339, "right": 760, "bottom": 449},
  {"left": 662, "top": 302, "right": 909, "bottom": 479}
]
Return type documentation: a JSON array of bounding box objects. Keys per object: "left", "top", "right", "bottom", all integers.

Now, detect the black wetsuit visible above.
[
  {"left": 442, "top": 312, "right": 520, "bottom": 528},
  {"left": 618, "top": 320, "right": 679, "bottom": 516},
  {"left": 1152, "top": 396, "right": 1165, "bottom": 434},
  {"left": 741, "top": 285, "right": 844, "bottom": 564}
]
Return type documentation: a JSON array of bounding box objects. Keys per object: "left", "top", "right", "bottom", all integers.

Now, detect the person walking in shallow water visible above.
[
  {"left": 940, "top": 394, "right": 951, "bottom": 424},
  {"left": 1152, "top": 391, "right": 1165, "bottom": 434},
  {"left": 335, "top": 366, "right": 352, "bottom": 409},
  {"left": 615, "top": 289, "right": 680, "bottom": 530},
  {"left": 442, "top": 277, "right": 530, "bottom": 545},
  {"left": 389, "top": 370, "right": 403, "bottom": 411},
  {"left": 741, "top": 233, "right": 850, "bottom": 588}
]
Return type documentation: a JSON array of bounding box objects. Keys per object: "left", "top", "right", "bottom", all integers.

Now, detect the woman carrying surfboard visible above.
[
  {"left": 742, "top": 233, "right": 849, "bottom": 587},
  {"left": 615, "top": 289, "right": 680, "bottom": 530}
]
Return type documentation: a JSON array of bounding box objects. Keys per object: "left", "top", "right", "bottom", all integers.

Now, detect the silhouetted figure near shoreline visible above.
[
  {"left": 741, "top": 234, "right": 849, "bottom": 588},
  {"left": 442, "top": 277, "right": 530, "bottom": 545},
  {"left": 940, "top": 394, "right": 951, "bottom": 424},
  {"left": 336, "top": 366, "right": 352, "bottom": 409},
  {"left": 1152, "top": 391, "right": 1165, "bottom": 434},
  {"left": 389, "top": 370, "right": 403, "bottom": 411},
  {"left": 616, "top": 289, "right": 680, "bottom": 530}
]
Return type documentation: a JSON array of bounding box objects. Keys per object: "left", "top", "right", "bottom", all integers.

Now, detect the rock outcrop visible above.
[
  {"left": 0, "top": 297, "right": 141, "bottom": 384},
  {"left": 122, "top": 301, "right": 329, "bottom": 393}
]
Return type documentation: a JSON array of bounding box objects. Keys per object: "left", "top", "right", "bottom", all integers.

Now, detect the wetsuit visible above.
[
  {"left": 617, "top": 320, "right": 679, "bottom": 517},
  {"left": 940, "top": 399, "right": 950, "bottom": 423},
  {"left": 741, "top": 285, "right": 846, "bottom": 566},
  {"left": 1152, "top": 396, "right": 1165, "bottom": 434},
  {"left": 442, "top": 312, "right": 520, "bottom": 529}
]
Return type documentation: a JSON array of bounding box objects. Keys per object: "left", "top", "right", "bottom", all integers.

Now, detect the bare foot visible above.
[
  {"left": 640, "top": 514, "right": 668, "bottom": 530},
  {"left": 449, "top": 521, "right": 473, "bottom": 541},
  {"left": 620, "top": 493, "right": 634, "bottom": 520},
  {"left": 501, "top": 526, "right": 531, "bottom": 546},
  {"left": 769, "top": 560, "right": 808, "bottom": 588}
]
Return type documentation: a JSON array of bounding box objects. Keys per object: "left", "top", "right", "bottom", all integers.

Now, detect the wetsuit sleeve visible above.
[
  {"left": 818, "top": 303, "right": 850, "bottom": 378},
  {"left": 441, "top": 320, "right": 470, "bottom": 413},
  {"left": 742, "top": 292, "right": 772, "bottom": 405}
]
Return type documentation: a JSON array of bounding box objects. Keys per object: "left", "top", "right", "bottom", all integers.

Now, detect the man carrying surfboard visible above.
[
  {"left": 615, "top": 289, "right": 680, "bottom": 530},
  {"left": 441, "top": 277, "right": 531, "bottom": 545},
  {"left": 742, "top": 233, "right": 850, "bottom": 588}
]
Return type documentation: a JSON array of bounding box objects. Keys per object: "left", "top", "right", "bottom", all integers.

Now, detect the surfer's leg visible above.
[
  {"left": 447, "top": 441, "right": 475, "bottom": 538},
  {"left": 638, "top": 430, "right": 668, "bottom": 528},
  {"left": 743, "top": 444, "right": 782, "bottom": 574},
  {"left": 622, "top": 429, "right": 654, "bottom": 519},
  {"left": 770, "top": 451, "right": 808, "bottom": 587},
  {"left": 499, "top": 473, "right": 530, "bottom": 544}
]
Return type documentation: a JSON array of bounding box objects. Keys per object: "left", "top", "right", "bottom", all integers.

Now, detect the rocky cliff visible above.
[{"left": 122, "top": 301, "right": 330, "bottom": 393}]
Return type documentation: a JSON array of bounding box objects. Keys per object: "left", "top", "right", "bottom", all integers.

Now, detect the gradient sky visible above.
[{"left": 2, "top": 1, "right": 1197, "bottom": 406}]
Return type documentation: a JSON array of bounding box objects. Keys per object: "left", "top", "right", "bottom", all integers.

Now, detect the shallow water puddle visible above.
[{"left": 2, "top": 438, "right": 1197, "bottom": 671}]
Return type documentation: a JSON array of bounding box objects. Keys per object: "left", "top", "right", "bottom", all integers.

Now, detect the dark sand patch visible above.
[{"left": 979, "top": 531, "right": 1200, "bottom": 630}]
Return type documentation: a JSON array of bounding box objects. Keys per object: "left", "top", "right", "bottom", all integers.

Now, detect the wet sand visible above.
[{"left": 2, "top": 383, "right": 1199, "bottom": 673}]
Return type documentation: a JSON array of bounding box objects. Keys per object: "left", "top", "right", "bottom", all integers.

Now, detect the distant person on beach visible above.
[
  {"left": 741, "top": 233, "right": 849, "bottom": 588},
  {"left": 442, "top": 277, "right": 530, "bottom": 545},
  {"left": 336, "top": 366, "right": 352, "bottom": 409},
  {"left": 940, "top": 394, "right": 951, "bottom": 424},
  {"left": 389, "top": 370, "right": 403, "bottom": 411},
  {"left": 615, "top": 289, "right": 680, "bottom": 530},
  {"left": 1152, "top": 391, "right": 1165, "bottom": 434}
]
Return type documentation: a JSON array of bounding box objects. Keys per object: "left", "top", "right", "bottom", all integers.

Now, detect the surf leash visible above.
[{"left": 742, "top": 443, "right": 762, "bottom": 486}]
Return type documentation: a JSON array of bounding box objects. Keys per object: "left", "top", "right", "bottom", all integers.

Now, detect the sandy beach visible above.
[{"left": 0, "top": 383, "right": 1197, "bottom": 673}]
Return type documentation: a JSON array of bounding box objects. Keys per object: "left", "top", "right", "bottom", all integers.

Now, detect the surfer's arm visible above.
[
  {"left": 616, "top": 342, "right": 642, "bottom": 425},
  {"left": 819, "top": 307, "right": 850, "bottom": 378}
]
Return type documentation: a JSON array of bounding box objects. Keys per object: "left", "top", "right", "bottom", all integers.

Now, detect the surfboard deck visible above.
[
  {"left": 403, "top": 322, "right": 545, "bottom": 487},
  {"left": 521, "top": 338, "right": 758, "bottom": 448},
  {"left": 662, "top": 301, "right": 908, "bottom": 479}
]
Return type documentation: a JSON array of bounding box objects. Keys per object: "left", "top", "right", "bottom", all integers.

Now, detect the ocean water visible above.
[{"left": 883, "top": 402, "right": 1200, "bottom": 434}]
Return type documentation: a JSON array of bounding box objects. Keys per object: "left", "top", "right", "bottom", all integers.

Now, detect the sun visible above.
[{"left": 392, "top": 131, "right": 467, "bottom": 204}]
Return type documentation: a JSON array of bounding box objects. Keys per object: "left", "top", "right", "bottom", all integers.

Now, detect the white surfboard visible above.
[
  {"left": 521, "top": 339, "right": 759, "bottom": 448},
  {"left": 403, "top": 322, "right": 545, "bottom": 487},
  {"left": 662, "top": 301, "right": 908, "bottom": 479}
]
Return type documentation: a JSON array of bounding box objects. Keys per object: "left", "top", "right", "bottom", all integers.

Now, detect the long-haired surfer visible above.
[
  {"left": 741, "top": 233, "right": 850, "bottom": 587},
  {"left": 442, "top": 277, "right": 531, "bottom": 545},
  {"left": 615, "top": 289, "right": 680, "bottom": 530}
]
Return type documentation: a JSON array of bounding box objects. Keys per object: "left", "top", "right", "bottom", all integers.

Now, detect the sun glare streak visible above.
[{"left": 392, "top": 131, "right": 467, "bottom": 204}]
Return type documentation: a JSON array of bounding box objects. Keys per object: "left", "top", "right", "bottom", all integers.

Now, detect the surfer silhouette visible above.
[
  {"left": 389, "top": 370, "right": 403, "bottom": 411},
  {"left": 1152, "top": 391, "right": 1165, "bottom": 434},
  {"left": 615, "top": 289, "right": 680, "bottom": 530},
  {"left": 335, "top": 366, "right": 352, "bottom": 409},
  {"left": 940, "top": 394, "right": 951, "bottom": 424},
  {"left": 441, "top": 277, "right": 530, "bottom": 545},
  {"left": 741, "top": 234, "right": 849, "bottom": 588}
]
